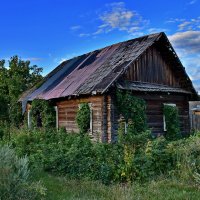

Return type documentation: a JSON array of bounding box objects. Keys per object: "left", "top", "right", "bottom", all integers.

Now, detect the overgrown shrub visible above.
[
  {"left": 31, "top": 99, "right": 56, "bottom": 129},
  {"left": 174, "top": 132, "right": 200, "bottom": 184},
  {"left": 9, "top": 127, "right": 200, "bottom": 185},
  {"left": 0, "top": 144, "right": 46, "bottom": 200},
  {"left": 76, "top": 103, "right": 90, "bottom": 134},
  {"left": 0, "top": 121, "right": 11, "bottom": 141},
  {"left": 163, "top": 104, "right": 181, "bottom": 140},
  {"left": 0, "top": 126, "right": 4, "bottom": 140},
  {"left": 116, "top": 89, "right": 147, "bottom": 133}
]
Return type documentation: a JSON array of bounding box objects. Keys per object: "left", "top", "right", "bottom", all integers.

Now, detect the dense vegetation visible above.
[
  {"left": 1, "top": 128, "right": 200, "bottom": 199},
  {"left": 0, "top": 56, "right": 43, "bottom": 128},
  {"left": 76, "top": 103, "right": 90, "bottom": 135},
  {"left": 0, "top": 144, "right": 46, "bottom": 200},
  {"left": 31, "top": 99, "right": 56, "bottom": 129},
  {"left": 0, "top": 56, "right": 200, "bottom": 199}
]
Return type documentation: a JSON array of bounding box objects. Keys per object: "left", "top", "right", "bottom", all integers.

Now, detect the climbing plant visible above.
[
  {"left": 30, "top": 99, "right": 56, "bottom": 129},
  {"left": 163, "top": 104, "right": 181, "bottom": 140},
  {"left": 76, "top": 103, "right": 90, "bottom": 135},
  {"left": 116, "top": 89, "right": 147, "bottom": 134}
]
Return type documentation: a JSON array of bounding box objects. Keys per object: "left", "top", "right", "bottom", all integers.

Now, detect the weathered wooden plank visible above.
[
  {"left": 124, "top": 46, "right": 180, "bottom": 88},
  {"left": 57, "top": 95, "right": 104, "bottom": 141}
]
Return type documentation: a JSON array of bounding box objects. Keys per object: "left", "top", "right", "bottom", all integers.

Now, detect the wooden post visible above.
[{"left": 102, "top": 96, "right": 108, "bottom": 142}]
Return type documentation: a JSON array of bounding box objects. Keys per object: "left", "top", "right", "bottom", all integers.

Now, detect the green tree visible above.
[
  {"left": 0, "top": 60, "right": 9, "bottom": 121},
  {"left": 0, "top": 56, "right": 43, "bottom": 127}
]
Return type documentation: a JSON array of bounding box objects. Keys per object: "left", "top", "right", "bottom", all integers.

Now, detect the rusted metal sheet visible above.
[
  {"left": 20, "top": 33, "right": 162, "bottom": 107},
  {"left": 19, "top": 32, "right": 197, "bottom": 114}
]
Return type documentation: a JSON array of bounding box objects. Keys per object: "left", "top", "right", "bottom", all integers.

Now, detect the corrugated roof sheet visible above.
[
  {"left": 20, "top": 33, "right": 162, "bottom": 110},
  {"left": 19, "top": 32, "right": 196, "bottom": 112},
  {"left": 116, "top": 81, "right": 192, "bottom": 94}
]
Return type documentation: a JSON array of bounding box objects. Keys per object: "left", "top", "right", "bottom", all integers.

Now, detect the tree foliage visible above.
[{"left": 0, "top": 56, "right": 43, "bottom": 126}]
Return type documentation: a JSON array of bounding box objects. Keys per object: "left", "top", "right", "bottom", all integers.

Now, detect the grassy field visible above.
[{"left": 35, "top": 173, "right": 200, "bottom": 200}]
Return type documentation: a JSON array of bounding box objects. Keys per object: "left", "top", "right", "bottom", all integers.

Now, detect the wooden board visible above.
[{"left": 57, "top": 95, "right": 104, "bottom": 141}]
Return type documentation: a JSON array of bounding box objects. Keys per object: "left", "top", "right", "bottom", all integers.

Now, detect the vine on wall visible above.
[
  {"left": 163, "top": 104, "right": 181, "bottom": 140},
  {"left": 76, "top": 103, "right": 90, "bottom": 135},
  {"left": 30, "top": 99, "right": 56, "bottom": 129},
  {"left": 116, "top": 89, "right": 147, "bottom": 134}
]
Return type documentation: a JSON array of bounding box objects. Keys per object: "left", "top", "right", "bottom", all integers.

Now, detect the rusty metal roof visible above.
[
  {"left": 117, "top": 80, "right": 192, "bottom": 94},
  {"left": 20, "top": 32, "right": 163, "bottom": 110},
  {"left": 20, "top": 32, "right": 196, "bottom": 112}
]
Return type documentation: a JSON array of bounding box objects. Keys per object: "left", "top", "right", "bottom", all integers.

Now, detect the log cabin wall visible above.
[
  {"left": 141, "top": 93, "right": 190, "bottom": 136},
  {"left": 56, "top": 95, "right": 112, "bottom": 142},
  {"left": 110, "top": 92, "right": 190, "bottom": 138},
  {"left": 123, "top": 46, "right": 180, "bottom": 87}
]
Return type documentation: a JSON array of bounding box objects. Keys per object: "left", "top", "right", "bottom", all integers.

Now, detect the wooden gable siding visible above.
[
  {"left": 56, "top": 95, "right": 112, "bottom": 141},
  {"left": 123, "top": 46, "right": 179, "bottom": 87}
]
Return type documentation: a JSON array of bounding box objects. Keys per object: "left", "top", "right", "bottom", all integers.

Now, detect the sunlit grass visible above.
[{"left": 34, "top": 172, "right": 200, "bottom": 200}]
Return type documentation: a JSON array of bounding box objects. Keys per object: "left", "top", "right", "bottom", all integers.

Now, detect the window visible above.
[{"left": 163, "top": 103, "right": 176, "bottom": 131}]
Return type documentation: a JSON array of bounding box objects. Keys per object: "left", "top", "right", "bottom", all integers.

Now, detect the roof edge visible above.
[{"left": 101, "top": 32, "right": 164, "bottom": 94}]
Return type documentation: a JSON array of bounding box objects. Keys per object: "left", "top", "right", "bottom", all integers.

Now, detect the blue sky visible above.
[{"left": 1, "top": 0, "right": 200, "bottom": 92}]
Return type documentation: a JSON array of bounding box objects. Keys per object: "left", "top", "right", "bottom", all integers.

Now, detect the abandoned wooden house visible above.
[{"left": 19, "top": 32, "right": 198, "bottom": 142}]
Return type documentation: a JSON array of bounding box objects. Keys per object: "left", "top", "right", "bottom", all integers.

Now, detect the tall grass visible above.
[{"left": 36, "top": 172, "right": 200, "bottom": 200}]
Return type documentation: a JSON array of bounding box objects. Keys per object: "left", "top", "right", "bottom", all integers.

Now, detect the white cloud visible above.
[
  {"left": 79, "top": 33, "right": 91, "bottom": 37},
  {"left": 169, "top": 31, "right": 200, "bottom": 54},
  {"left": 167, "top": 16, "right": 200, "bottom": 93},
  {"left": 22, "top": 57, "right": 42, "bottom": 61},
  {"left": 179, "top": 18, "right": 200, "bottom": 31},
  {"left": 181, "top": 56, "right": 200, "bottom": 81},
  {"left": 189, "top": 0, "right": 197, "bottom": 5},
  {"left": 178, "top": 21, "right": 192, "bottom": 30},
  {"left": 96, "top": 2, "right": 148, "bottom": 35},
  {"left": 70, "top": 25, "right": 81, "bottom": 31},
  {"left": 167, "top": 17, "right": 200, "bottom": 31},
  {"left": 147, "top": 28, "right": 168, "bottom": 34},
  {"left": 169, "top": 31, "right": 200, "bottom": 92},
  {"left": 166, "top": 18, "right": 185, "bottom": 23},
  {"left": 54, "top": 53, "right": 80, "bottom": 64},
  {"left": 74, "top": 2, "right": 149, "bottom": 37}
]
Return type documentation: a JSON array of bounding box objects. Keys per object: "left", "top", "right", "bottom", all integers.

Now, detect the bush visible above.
[
  {"left": 76, "top": 103, "right": 90, "bottom": 134},
  {"left": 0, "top": 121, "right": 10, "bottom": 140},
  {"left": 0, "top": 144, "right": 46, "bottom": 200},
  {"left": 8, "top": 128, "right": 158, "bottom": 183},
  {"left": 0, "top": 127, "right": 4, "bottom": 140},
  {"left": 174, "top": 132, "right": 200, "bottom": 183},
  {"left": 9, "top": 127, "right": 200, "bottom": 185},
  {"left": 31, "top": 99, "right": 56, "bottom": 129},
  {"left": 116, "top": 90, "right": 147, "bottom": 133},
  {"left": 163, "top": 104, "right": 181, "bottom": 140}
]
